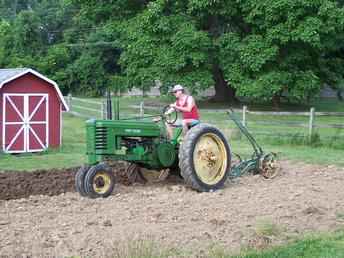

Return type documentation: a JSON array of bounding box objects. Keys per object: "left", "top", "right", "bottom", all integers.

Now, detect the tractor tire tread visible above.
[
  {"left": 84, "top": 163, "right": 115, "bottom": 198},
  {"left": 75, "top": 165, "right": 90, "bottom": 197},
  {"left": 179, "top": 123, "right": 231, "bottom": 192}
]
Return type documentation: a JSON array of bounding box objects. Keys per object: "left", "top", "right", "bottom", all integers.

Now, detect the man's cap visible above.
[{"left": 170, "top": 84, "right": 184, "bottom": 92}]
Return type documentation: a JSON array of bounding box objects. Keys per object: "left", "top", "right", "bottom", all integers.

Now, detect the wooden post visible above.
[
  {"left": 242, "top": 105, "right": 247, "bottom": 127},
  {"left": 67, "top": 93, "right": 72, "bottom": 112},
  {"left": 140, "top": 101, "right": 144, "bottom": 117},
  {"left": 309, "top": 107, "right": 315, "bottom": 141}
]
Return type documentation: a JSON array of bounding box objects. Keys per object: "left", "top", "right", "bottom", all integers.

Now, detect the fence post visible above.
[
  {"left": 309, "top": 107, "right": 315, "bottom": 141},
  {"left": 140, "top": 101, "right": 144, "bottom": 117},
  {"left": 242, "top": 105, "right": 247, "bottom": 127},
  {"left": 67, "top": 93, "right": 72, "bottom": 112}
]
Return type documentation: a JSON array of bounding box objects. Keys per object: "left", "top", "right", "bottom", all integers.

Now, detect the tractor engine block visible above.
[{"left": 86, "top": 119, "right": 177, "bottom": 170}]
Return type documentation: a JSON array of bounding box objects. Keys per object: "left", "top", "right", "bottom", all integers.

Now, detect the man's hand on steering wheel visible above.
[
  {"left": 164, "top": 107, "right": 174, "bottom": 115},
  {"left": 162, "top": 105, "right": 178, "bottom": 124},
  {"left": 169, "top": 103, "right": 179, "bottom": 111}
]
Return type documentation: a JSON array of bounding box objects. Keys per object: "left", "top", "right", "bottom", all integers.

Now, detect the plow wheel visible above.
[
  {"left": 179, "top": 123, "right": 231, "bottom": 192},
  {"left": 259, "top": 153, "right": 279, "bottom": 179},
  {"left": 84, "top": 163, "right": 115, "bottom": 198},
  {"left": 75, "top": 165, "right": 90, "bottom": 197},
  {"left": 127, "top": 163, "right": 147, "bottom": 184}
]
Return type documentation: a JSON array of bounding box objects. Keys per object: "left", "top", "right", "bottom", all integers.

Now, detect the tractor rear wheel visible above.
[
  {"left": 75, "top": 165, "right": 90, "bottom": 197},
  {"left": 84, "top": 163, "right": 115, "bottom": 198},
  {"left": 179, "top": 124, "right": 231, "bottom": 192}
]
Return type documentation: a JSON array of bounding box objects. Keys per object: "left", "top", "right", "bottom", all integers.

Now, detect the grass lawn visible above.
[
  {"left": 0, "top": 110, "right": 343, "bottom": 171},
  {"left": 229, "top": 140, "right": 344, "bottom": 167},
  {"left": 73, "top": 96, "right": 344, "bottom": 143},
  {"left": 230, "top": 231, "right": 344, "bottom": 258},
  {"left": 0, "top": 114, "right": 86, "bottom": 171},
  {"left": 96, "top": 230, "right": 344, "bottom": 257},
  {"left": 197, "top": 98, "right": 344, "bottom": 112},
  {"left": 0, "top": 97, "right": 342, "bottom": 171}
]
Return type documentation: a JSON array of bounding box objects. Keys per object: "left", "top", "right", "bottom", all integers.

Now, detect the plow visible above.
[
  {"left": 227, "top": 110, "right": 279, "bottom": 180},
  {"left": 75, "top": 98, "right": 279, "bottom": 198}
]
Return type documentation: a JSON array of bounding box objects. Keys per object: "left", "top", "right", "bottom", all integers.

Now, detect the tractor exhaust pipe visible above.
[
  {"left": 113, "top": 95, "right": 119, "bottom": 120},
  {"left": 106, "top": 90, "right": 120, "bottom": 120},
  {"left": 106, "top": 90, "right": 112, "bottom": 120}
]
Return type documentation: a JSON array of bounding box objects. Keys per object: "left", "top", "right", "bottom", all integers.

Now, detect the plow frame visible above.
[{"left": 227, "top": 110, "right": 278, "bottom": 179}]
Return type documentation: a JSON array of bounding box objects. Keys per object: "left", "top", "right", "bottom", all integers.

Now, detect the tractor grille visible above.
[{"left": 95, "top": 126, "right": 108, "bottom": 150}]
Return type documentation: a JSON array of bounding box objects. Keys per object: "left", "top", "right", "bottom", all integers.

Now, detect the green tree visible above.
[
  {"left": 0, "top": 20, "right": 11, "bottom": 66},
  {"left": 0, "top": 10, "right": 45, "bottom": 68},
  {"left": 0, "top": 0, "right": 82, "bottom": 94},
  {"left": 119, "top": 0, "right": 238, "bottom": 101},
  {"left": 62, "top": 27, "right": 122, "bottom": 95},
  {"left": 219, "top": 0, "right": 344, "bottom": 104},
  {"left": 1, "top": 0, "right": 344, "bottom": 102},
  {"left": 0, "top": 0, "right": 39, "bottom": 20},
  {"left": 66, "top": 0, "right": 147, "bottom": 94},
  {"left": 12, "top": 10, "right": 44, "bottom": 56},
  {"left": 119, "top": 0, "right": 344, "bottom": 104},
  {"left": 37, "top": 44, "right": 72, "bottom": 94}
]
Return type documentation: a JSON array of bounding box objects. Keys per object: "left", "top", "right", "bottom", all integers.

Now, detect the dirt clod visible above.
[
  {"left": 0, "top": 163, "right": 134, "bottom": 200},
  {"left": 103, "top": 220, "right": 112, "bottom": 227},
  {"left": 302, "top": 206, "right": 324, "bottom": 215},
  {"left": 0, "top": 168, "right": 78, "bottom": 200}
]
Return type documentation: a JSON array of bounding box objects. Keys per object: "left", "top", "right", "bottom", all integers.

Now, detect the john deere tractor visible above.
[
  {"left": 75, "top": 99, "right": 232, "bottom": 198},
  {"left": 75, "top": 97, "right": 278, "bottom": 198}
]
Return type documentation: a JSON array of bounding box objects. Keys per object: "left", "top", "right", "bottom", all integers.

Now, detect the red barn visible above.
[{"left": 0, "top": 68, "right": 69, "bottom": 153}]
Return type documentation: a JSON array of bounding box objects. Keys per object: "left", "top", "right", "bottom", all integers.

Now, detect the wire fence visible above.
[
  {"left": 65, "top": 95, "right": 344, "bottom": 145},
  {"left": 65, "top": 94, "right": 148, "bottom": 120}
]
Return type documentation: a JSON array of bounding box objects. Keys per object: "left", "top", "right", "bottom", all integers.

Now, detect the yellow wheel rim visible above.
[
  {"left": 93, "top": 171, "right": 112, "bottom": 194},
  {"left": 193, "top": 133, "right": 228, "bottom": 185}
]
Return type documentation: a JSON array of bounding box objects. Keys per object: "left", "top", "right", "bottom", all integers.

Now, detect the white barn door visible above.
[{"left": 3, "top": 93, "right": 49, "bottom": 153}]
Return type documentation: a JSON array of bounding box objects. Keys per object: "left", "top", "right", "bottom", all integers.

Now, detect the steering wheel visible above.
[{"left": 162, "top": 105, "right": 178, "bottom": 125}]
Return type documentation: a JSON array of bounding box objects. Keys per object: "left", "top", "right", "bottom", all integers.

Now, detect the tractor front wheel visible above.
[
  {"left": 84, "top": 163, "right": 115, "bottom": 198},
  {"left": 179, "top": 124, "right": 231, "bottom": 192},
  {"left": 75, "top": 165, "right": 90, "bottom": 196}
]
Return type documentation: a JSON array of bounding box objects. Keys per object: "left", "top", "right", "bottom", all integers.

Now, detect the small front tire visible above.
[
  {"left": 75, "top": 165, "right": 90, "bottom": 197},
  {"left": 84, "top": 163, "right": 115, "bottom": 198}
]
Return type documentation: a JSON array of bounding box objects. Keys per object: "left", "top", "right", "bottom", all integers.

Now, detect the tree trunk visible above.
[
  {"left": 272, "top": 94, "right": 281, "bottom": 110},
  {"left": 205, "top": 14, "right": 238, "bottom": 103},
  {"left": 337, "top": 90, "right": 343, "bottom": 101},
  {"left": 212, "top": 63, "right": 238, "bottom": 103}
]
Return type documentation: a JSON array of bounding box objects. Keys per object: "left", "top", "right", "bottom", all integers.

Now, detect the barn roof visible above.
[{"left": 0, "top": 68, "right": 69, "bottom": 111}]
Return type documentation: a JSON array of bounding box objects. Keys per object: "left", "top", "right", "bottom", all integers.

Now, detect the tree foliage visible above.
[
  {"left": 117, "top": 0, "right": 344, "bottom": 102},
  {"left": 0, "top": 0, "right": 344, "bottom": 102},
  {"left": 218, "top": 0, "right": 344, "bottom": 102}
]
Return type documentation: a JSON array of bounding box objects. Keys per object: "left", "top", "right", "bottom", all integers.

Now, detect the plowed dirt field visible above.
[{"left": 0, "top": 161, "right": 343, "bottom": 257}]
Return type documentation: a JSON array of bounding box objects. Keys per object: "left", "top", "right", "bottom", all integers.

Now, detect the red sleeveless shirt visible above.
[{"left": 176, "top": 96, "right": 200, "bottom": 120}]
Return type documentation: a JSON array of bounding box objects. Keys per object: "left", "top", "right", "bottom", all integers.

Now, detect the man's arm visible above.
[
  {"left": 172, "top": 96, "right": 194, "bottom": 112},
  {"left": 163, "top": 101, "right": 177, "bottom": 115}
]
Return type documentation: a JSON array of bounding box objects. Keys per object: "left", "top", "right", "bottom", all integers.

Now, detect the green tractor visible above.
[
  {"left": 75, "top": 98, "right": 233, "bottom": 198},
  {"left": 75, "top": 98, "right": 278, "bottom": 198}
]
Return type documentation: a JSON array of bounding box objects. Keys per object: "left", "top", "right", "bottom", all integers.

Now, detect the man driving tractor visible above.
[
  {"left": 165, "top": 84, "right": 200, "bottom": 139},
  {"left": 76, "top": 84, "right": 278, "bottom": 198}
]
